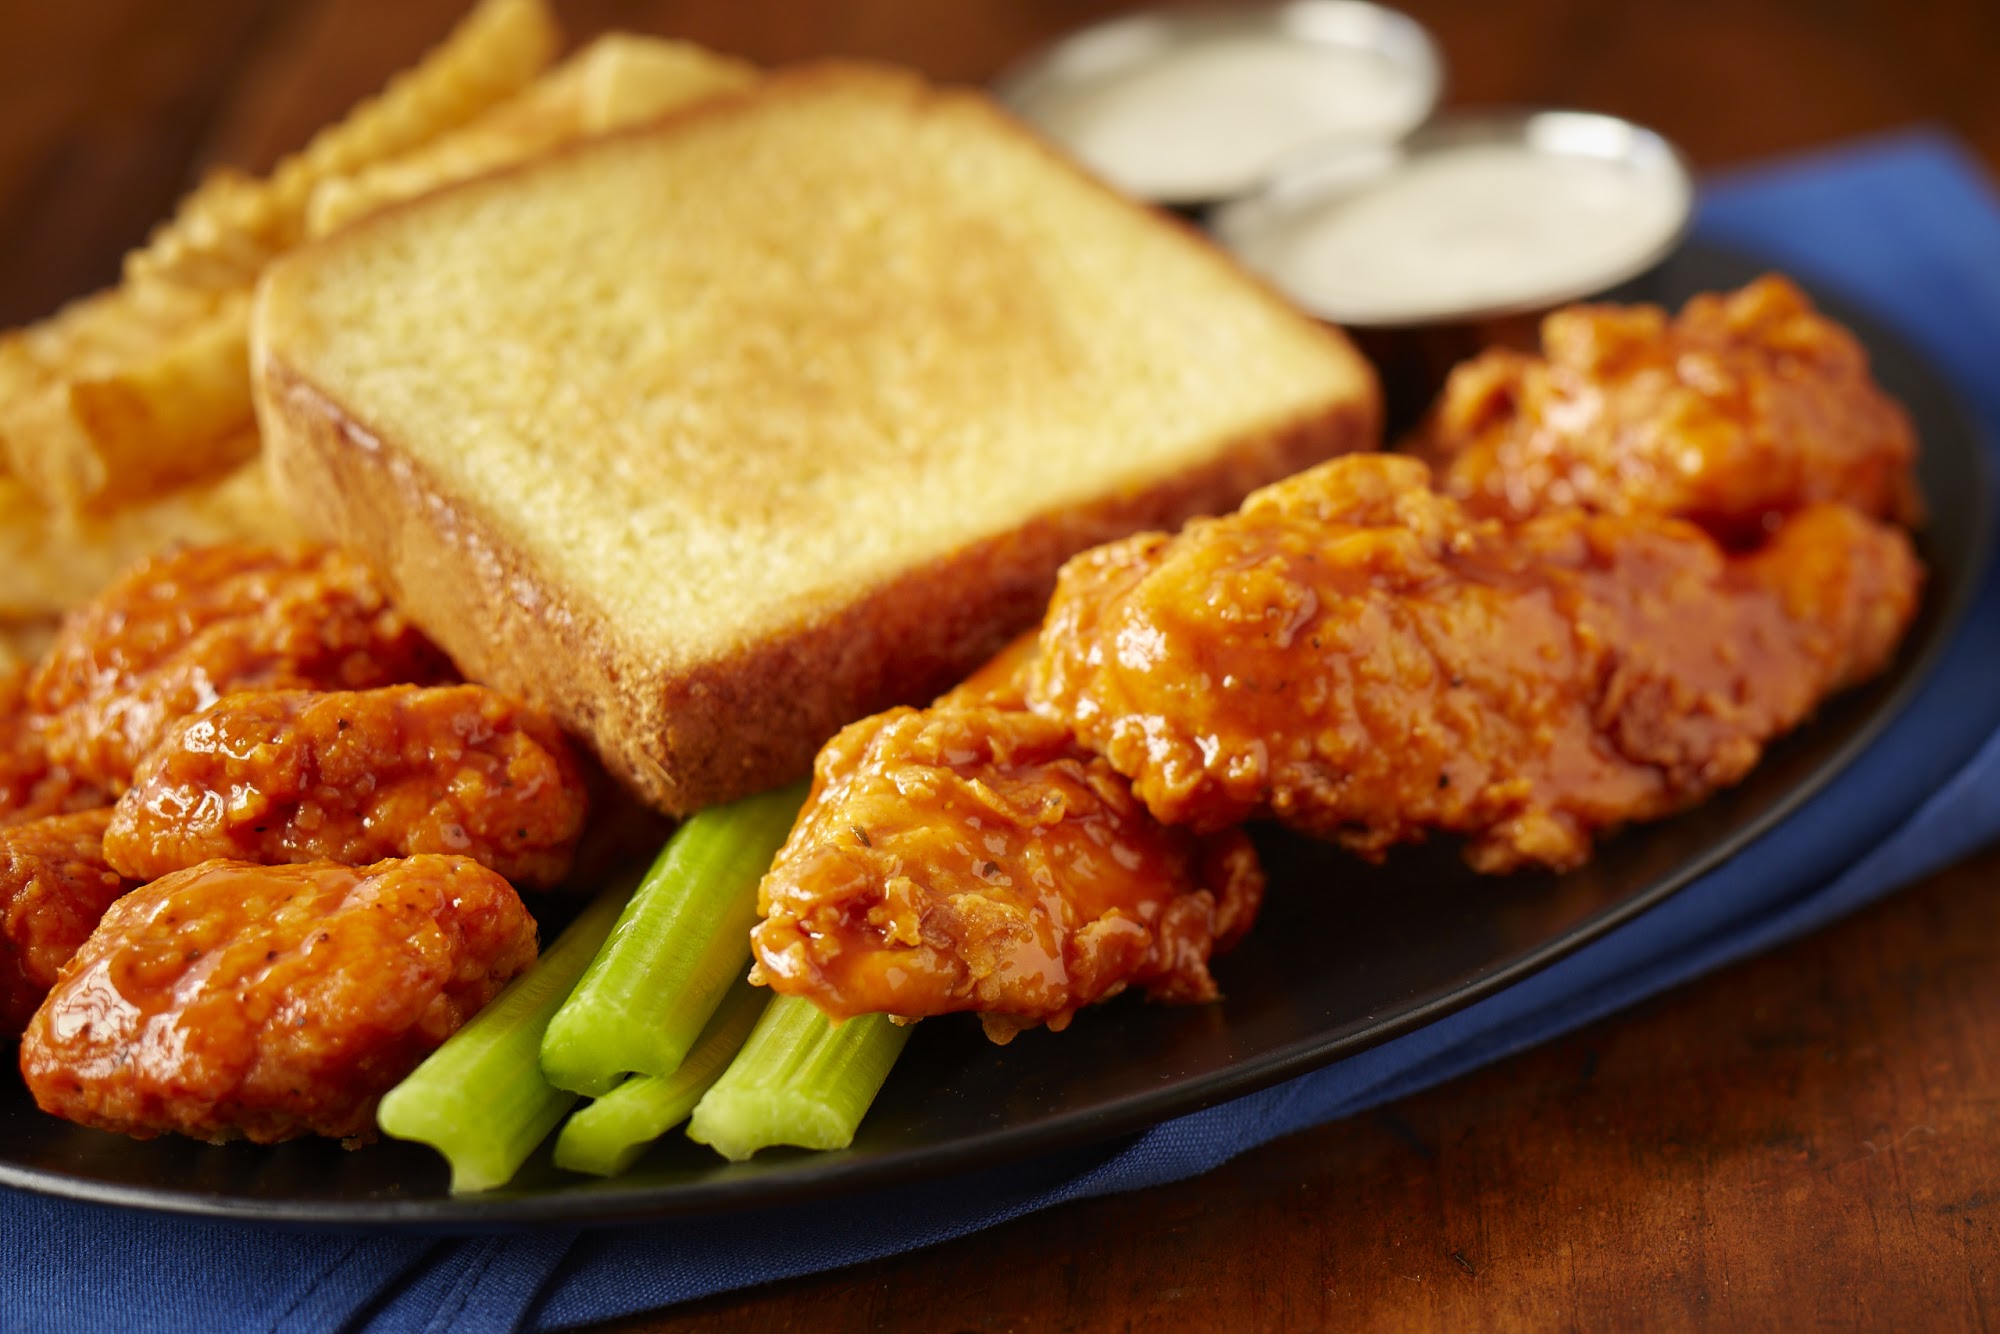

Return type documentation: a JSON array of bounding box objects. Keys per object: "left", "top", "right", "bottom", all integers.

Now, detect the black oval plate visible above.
[{"left": 1, "top": 245, "right": 1992, "bottom": 1228}]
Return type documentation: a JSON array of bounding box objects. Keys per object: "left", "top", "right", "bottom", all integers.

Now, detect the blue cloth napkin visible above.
[{"left": 6, "top": 129, "right": 2000, "bottom": 1334}]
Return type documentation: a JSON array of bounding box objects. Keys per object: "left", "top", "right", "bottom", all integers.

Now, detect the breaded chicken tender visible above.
[
  {"left": 28, "top": 544, "right": 453, "bottom": 790},
  {"left": 0, "top": 666, "right": 103, "bottom": 826},
  {"left": 19, "top": 855, "right": 535, "bottom": 1144},
  {"left": 105, "top": 684, "right": 589, "bottom": 888},
  {"left": 1413, "top": 276, "right": 1920, "bottom": 539},
  {"left": 1, "top": 810, "right": 135, "bottom": 1036},
  {"left": 1029, "top": 454, "right": 1921, "bottom": 873},
  {"left": 752, "top": 702, "right": 1263, "bottom": 1042}
]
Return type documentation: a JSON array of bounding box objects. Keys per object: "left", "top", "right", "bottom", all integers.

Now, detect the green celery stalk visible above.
[
  {"left": 375, "top": 878, "right": 634, "bottom": 1193},
  {"left": 539, "top": 783, "right": 805, "bottom": 1096},
  {"left": 686, "top": 995, "right": 912, "bottom": 1162},
  {"left": 552, "top": 975, "right": 767, "bottom": 1177}
]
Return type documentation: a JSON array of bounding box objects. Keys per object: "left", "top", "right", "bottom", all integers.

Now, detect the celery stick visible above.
[
  {"left": 552, "top": 975, "right": 767, "bottom": 1177},
  {"left": 686, "top": 995, "right": 913, "bottom": 1162},
  {"left": 376, "top": 879, "right": 634, "bottom": 1193},
  {"left": 539, "top": 783, "right": 805, "bottom": 1096}
]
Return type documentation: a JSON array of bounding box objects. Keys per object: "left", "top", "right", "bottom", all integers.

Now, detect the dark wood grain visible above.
[{"left": 2, "top": 2, "right": 1996, "bottom": 1328}]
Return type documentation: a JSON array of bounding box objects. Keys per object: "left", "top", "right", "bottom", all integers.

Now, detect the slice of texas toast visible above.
[{"left": 253, "top": 62, "right": 1379, "bottom": 814}]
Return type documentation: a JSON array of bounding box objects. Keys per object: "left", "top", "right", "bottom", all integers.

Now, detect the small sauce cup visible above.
[
  {"left": 1212, "top": 109, "right": 1696, "bottom": 427},
  {"left": 996, "top": 2, "right": 1443, "bottom": 208}
]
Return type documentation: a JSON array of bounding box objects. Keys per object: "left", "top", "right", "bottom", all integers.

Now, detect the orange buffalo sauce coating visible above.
[
  {"left": 1029, "top": 454, "right": 1921, "bottom": 873},
  {"left": 1414, "top": 275, "right": 1921, "bottom": 541},
  {"left": 751, "top": 703, "right": 1262, "bottom": 1043},
  {"left": 28, "top": 544, "right": 453, "bottom": 791},
  {"left": 0, "top": 663, "right": 103, "bottom": 826},
  {"left": 105, "top": 684, "right": 590, "bottom": 888},
  {"left": 20, "top": 855, "right": 535, "bottom": 1144},
  {"left": 1, "top": 810, "right": 135, "bottom": 1037}
]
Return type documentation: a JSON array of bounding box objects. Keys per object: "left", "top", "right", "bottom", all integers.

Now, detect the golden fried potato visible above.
[
  {"left": 306, "top": 35, "right": 755, "bottom": 237},
  {"left": 0, "top": 454, "right": 291, "bottom": 620},
  {"left": 0, "top": 0, "right": 559, "bottom": 511},
  {"left": 132, "top": 0, "right": 560, "bottom": 290}
]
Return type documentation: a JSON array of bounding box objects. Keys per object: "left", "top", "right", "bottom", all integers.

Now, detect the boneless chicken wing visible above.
[
  {"left": 1, "top": 810, "right": 136, "bottom": 1036},
  {"left": 1028, "top": 454, "right": 1921, "bottom": 873},
  {"left": 752, "top": 702, "right": 1262, "bottom": 1042},
  {"left": 28, "top": 544, "right": 453, "bottom": 790},
  {"left": 1413, "top": 276, "right": 1920, "bottom": 539},
  {"left": 19, "top": 855, "right": 535, "bottom": 1144},
  {"left": 0, "top": 666, "right": 102, "bottom": 826},
  {"left": 105, "top": 685, "right": 590, "bottom": 888}
]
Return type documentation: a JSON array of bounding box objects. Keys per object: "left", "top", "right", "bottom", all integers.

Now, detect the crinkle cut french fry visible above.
[
  {"left": 0, "top": 457, "right": 284, "bottom": 620},
  {"left": 132, "top": 0, "right": 560, "bottom": 288},
  {"left": 307, "top": 35, "right": 755, "bottom": 237},
  {"left": 0, "top": 0, "right": 559, "bottom": 511}
]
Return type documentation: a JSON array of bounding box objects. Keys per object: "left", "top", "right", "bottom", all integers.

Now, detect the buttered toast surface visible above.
[{"left": 254, "top": 62, "right": 1379, "bottom": 813}]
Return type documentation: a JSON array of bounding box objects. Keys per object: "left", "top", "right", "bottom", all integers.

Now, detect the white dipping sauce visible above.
[
  {"left": 1228, "top": 141, "right": 1691, "bottom": 324},
  {"left": 1028, "top": 34, "right": 1433, "bottom": 201}
]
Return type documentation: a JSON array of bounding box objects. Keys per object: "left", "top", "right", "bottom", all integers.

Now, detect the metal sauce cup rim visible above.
[
  {"left": 994, "top": 1, "right": 1445, "bottom": 207},
  {"left": 1213, "top": 107, "right": 1698, "bottom": 328}
]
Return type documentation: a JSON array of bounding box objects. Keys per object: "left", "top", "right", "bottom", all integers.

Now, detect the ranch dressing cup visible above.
[
  {"left": 997, "top": 2, "right": 1442, "bottom": 207},
  {"left": 1214, "top": 110, "right": 1695, "bottom": 426}
]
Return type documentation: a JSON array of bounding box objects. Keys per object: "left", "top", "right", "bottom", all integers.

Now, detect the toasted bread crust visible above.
[{"left": 260, "top": 359, "right": 1374, "bottom": 813}]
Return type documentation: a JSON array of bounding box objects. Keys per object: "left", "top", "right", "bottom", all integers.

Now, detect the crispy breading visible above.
[
  {"left": 1029, "top": 454, "right": 1922, "bottom": 873},
  {"left": 752, "top": 702, "right": 1263, "bottom": 1042},
  {"left": 1412, "top": 275, "right": 1921, "bottom": 540}
]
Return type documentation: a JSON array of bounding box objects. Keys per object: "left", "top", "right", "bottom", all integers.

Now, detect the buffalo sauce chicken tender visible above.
[
  {"left": 104, "top": 684, "right": 590, "bottom": 888},
  {"left": 751, "top": 702, "right": 1263, "bottom": 1044},
  {"left": 19, "top": 855, "right": 536, "bottom": 1144},
  {"left": 1028, "top": 454, "right": 1921, "bottom": 873},
  {"left": 1413, "top": 276, "right": 1921, "bottom": 540},
  {"left": 0, "top": 664, "right": 103, "bottom": 826},
  {"left": 28, "top": 543, "right": 454, "bottom": 790},
  {"left": 1, "top": 810, "right": 137, "bottom": 1036}
]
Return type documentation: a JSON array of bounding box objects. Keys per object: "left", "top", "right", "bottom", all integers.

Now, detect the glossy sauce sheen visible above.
[
  {"left": 27, "top": 544, "right": 453, "bottom": 790},
  {"left": 1029, "top": 454, "right": 1922, "bottom": 873},
  {"left": 105, "top": 684, "right": 589, "bottom": 889},
  {"left": 0, "top": 810, "right": 134, "bottom": 1036},
  {"left": 19, "top": 856, "right": 536, "bottom": 1144},
  {"left": 752, "top": 703, "right": 1263, "bottom": 1042},
  {"left": 1415, "top": 275, "right": 1921, "bottom": 541}
]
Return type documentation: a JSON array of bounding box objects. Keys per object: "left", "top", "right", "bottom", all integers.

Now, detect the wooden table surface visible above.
[{"left": 5, "top": 1, "right": 1998, "bottom": 1328}]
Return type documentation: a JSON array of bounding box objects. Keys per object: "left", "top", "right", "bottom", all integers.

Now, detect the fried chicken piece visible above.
[
  {"left": 19, "top": 855, "right": 535, "bottom": 1144},
  {"left": 752, "top": 702, "right": 1263, "bottom": 1043},
  {"left": 0, "top": 666, "right": 104, "bottom": 826},
  {"left": 1413, "top": 276, "right": 1921, "bottom": 540},
  {"left": 104, "top": 684, "right": 589, "bottom": 889},
  {"left": 939, "top": 630, "right": 1041, "bottom": 709},
  {"left": 1029, "top": 454, "right": 1922, "bottom": 873},
  {"left": 1, "top": 810, "right": 136, "bottom": 1036},
  {"left": 28, "top": 544, "right": 453, "bottom": 791}
]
